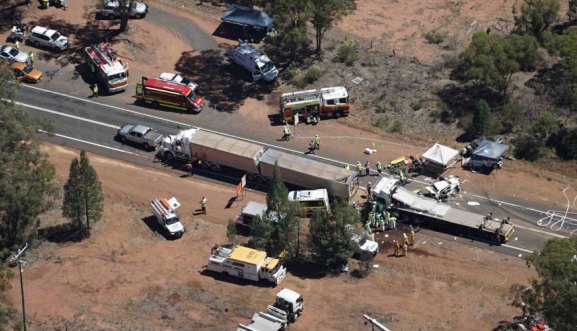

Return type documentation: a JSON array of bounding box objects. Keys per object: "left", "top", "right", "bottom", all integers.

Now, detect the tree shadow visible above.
[
  {"left": 284, "top": 259, "right": 328, "bottom": 279},
  {"left": 0, "top": 2, "right": 27, "bottom": 35},
  {"left": 38, "top": 223, "right": 89, "bottom": 243},
  {"left": 174, "top": 49, "right": 277, "bottom": 113}
]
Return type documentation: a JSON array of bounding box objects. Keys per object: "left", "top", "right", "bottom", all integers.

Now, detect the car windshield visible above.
[
  {"left": 8, "top": 48, "right": 19, "bottom": 56},
  {"left": 50, "top": 32, "right": 62, "bottom": 41},
  {"left": 187, "top": 92, "right": 198, "bottom": 103},
  {"left": 260, "top": 62, "right": 275, "bottom": 74},
  {"left": 108, "top": 72, "right": 127, "bottom": 81},
  {"left": 166, "top": 217, "right": 180, "bottom": 225},
  {"left": 22, "top": 64, "right": 34, "bottom": 74}
]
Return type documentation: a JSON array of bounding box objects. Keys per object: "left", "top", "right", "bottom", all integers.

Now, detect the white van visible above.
[
  {"left": 228, "top": 43, "right": 278, "bottom": 82},
  {"left": 288, "top": 189, "right": 330, "bottom": 218}
]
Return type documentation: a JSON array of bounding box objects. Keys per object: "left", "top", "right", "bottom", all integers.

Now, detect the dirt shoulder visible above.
[{"left": 5, "top": 143, "right": 535, "bottom": 330}]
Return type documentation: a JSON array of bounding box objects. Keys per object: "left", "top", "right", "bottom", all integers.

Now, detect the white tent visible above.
[{"left": 421, "top": 143, "right": 459, "bottom": 168}]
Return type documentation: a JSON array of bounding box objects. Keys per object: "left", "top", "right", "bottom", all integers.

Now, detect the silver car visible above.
[
  {"left": 27, "top": 26, "right": 69, "bottom": 52},
  {"left": 0, "top": 45, "right": 29, "bottom": 63},
  {"left": 116, "top": 124, "right": 164, "bottom": 151}
]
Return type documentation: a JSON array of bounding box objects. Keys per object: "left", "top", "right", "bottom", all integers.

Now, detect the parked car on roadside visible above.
[
  {"left": 0, "top": 45, "right": 29, "bottom": 63},
  {"left": 98, "top": 0, "right": 148, "bottom": 19},
  {"left": 116, "top": 124, "right": 164, "bottom": 151},
  {"left": 27, "top": 26, "right": 69, "bottom": 51},
  {"left": 11, "top": 62, "right": 43, "bottom": 83}
]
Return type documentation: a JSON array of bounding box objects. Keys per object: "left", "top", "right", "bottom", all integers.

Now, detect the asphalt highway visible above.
[
  {"left": 14, "top": 84, "right": 576, "bottom": 259},
  {"left": 11, "top": 2, "right": 575, "bottom": 258}
]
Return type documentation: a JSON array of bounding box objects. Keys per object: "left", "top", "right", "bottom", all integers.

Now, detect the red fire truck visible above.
[
  {"left": 134, "top": 77, "right": 204, "bottom": 113},
  {"left": 84, "top": 43, "right": 129, "bottom": 93}
]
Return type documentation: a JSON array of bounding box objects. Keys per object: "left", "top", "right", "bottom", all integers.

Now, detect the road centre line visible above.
[
  {"left": 502, "top": 244, "right": 534, "bottom": 254},
  {"left": 18, "top": 86, "right": 572, "bottom": 240},
  {"left": 37, "top": 130, "right": 138, "bottom": 155},
  {"left": 19, "top": 85, "right": 356, "bottom": 166},
  {"left": 14, "top": 101, "right": 120, "bottom": 130}
]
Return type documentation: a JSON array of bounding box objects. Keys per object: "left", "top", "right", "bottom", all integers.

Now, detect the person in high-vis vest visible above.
[{"left": 376, "top": 161, "right": 382, "bottom": 176}]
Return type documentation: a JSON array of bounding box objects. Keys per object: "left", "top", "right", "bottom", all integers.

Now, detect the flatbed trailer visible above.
[{"left": 372, "top": 177, "right": 515, "bottom": 243}]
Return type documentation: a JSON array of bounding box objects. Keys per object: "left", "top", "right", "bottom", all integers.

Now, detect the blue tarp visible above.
[
  {"left": 471, "top": 140, "right": 509, "bottom": 160},
  {"left": 221, "top": 4, "right": 273, "bottom": 30}
]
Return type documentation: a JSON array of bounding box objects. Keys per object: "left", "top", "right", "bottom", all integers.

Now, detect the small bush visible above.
[
  {"left": 336, "top": 40, "right": 360, "bottom": 66},
  {"left": 304, "top": 65, "right": 322, "bottom": 84},
  {"left": 424, "top": 31, "right": 446, "bottom": 44},
  {"left": 372, "top": 116, "right": 389, "bottom": 130},
  {"left": 389, "top": 119, "right": 403, "bottom": 133},
  {"left": 410, "top": 99, "right": 424, "bottom": 111}
]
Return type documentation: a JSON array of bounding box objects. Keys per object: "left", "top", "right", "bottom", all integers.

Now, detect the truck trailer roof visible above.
[{"left": 229, "top": 246, "right": 267, "bottom": 265}]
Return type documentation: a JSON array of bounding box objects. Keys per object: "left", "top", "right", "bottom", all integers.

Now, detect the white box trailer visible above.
[
  {"left": 207, "top": 245, "right": 286, "bottom": 285},
  {"left": 259, "top": 149, "right": 356, "bottom": 200},
  {"left": 188, "top": 130, "right": 266, "bottom": 174}
]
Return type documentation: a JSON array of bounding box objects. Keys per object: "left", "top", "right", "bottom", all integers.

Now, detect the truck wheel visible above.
[
  {"left": 210, "top": 164, "right": 219, "bottom": 172},
  {"left": 143, "top": 143, "right": 150, "bottom": 151},
  {"left": 119, "top": 136, "right": 126, "bottom": 144},
  {"left": 135, "top": 13, "right": 143, "bottom": 19},
  {"left": 163, "top": 151, "right": 174, "bottom": 161},
  {"left": 107, "top": 13, "right": 115, "bottom": 19},
  {"left": 334, "top": 110, "right": 342, "bottom": 119}
]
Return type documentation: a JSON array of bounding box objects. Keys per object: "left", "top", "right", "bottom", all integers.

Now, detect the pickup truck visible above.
[
  {"left": 99, "top": 0, "right": 148, "bottom": 19},
  {"left": 116, "top": 124, "right": 163, "bottom": 150}
]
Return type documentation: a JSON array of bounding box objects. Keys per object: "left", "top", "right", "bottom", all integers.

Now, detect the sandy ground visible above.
[
  {"left": 6, "top": 143, "right": 536, "bottom": 330},
  {"left": 338, "top": 0, "right": 521, "bottom": 63}
]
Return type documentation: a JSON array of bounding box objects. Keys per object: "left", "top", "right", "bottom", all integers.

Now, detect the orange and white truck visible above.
[
  {"left": 84, "top": 43, "right": 129, "bottom": 93},
  {"left": 280, "top": 86, "right": 350, "bottom": 124},
  {"left": 134, "top": 77, "right": 204, "bottom": 113}
]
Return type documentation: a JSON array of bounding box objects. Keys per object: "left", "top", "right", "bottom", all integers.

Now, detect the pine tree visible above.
[
  {"left": 62, "top": 151, "right": 104, "bottom": 232},
  {"left": 62, "top": 158, "right": 83, "bottom": 229}
]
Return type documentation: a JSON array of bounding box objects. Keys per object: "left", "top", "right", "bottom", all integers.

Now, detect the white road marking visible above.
[
  {"left": 513, "top": 223, "right": 567, "bottom": 238},
  {"left": 502, "top": 244, "right": 534, "bottom": 254},
  {"left": 38, "top": 130, "right": 138, "bottom": 155},
  {"left": 13, "top": 101, "right": 120, "bottom": 130}
]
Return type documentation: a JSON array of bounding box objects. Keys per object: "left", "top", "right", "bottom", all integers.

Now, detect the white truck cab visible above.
[
  {"left": 267, "top": 288, "right": 304, "bottom": 323},
  {"left": 150, "top": 197, "right": 185, "bottom": 238},
  {"left": 228, "top": 43, "right": 278, "bottom": 82}
]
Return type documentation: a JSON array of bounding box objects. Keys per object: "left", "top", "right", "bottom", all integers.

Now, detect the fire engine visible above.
[
  {"left": 84, "top": 43, "right": 129, "bottom": 93},
  {"left": 280, "top": 86, "right": 350, "bottom": 124},
  {"left": 134, "top": 77, "right": 204, "bottom": 113}
]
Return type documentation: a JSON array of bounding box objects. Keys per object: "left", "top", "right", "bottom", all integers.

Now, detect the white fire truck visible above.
[
  {"left": 280, "top": 86, "right": 351, "bottom": 124},
  {"left": 84, "top": 43, "right": 129, "bottom": 93}
]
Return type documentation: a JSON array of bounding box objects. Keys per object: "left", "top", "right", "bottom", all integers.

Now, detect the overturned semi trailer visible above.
[{"left": 372, "top": 176, "right": 515, "bottom": 243}]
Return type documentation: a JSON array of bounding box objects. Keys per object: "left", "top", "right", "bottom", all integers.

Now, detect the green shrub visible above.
[
  {"left": 372, "top": 116, "right": 389, "bottom": 130},
  {"left": 336, "top": 40, "right": 360, "bottom": 66},
  {"left": 410, "top": 99, "right": 424, "bottom": 111},
  {"left": 304, "top": 65, "right": 322, "bottom": 84},
  {"left": 389, "top": 119, "right": 403, "bottom": 133},
  {"left": 424, "top": 31, "right": 446, "bottom": 44}
]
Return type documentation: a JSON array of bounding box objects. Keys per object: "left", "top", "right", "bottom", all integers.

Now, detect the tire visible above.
[
  {"left": 32, "top": 40, "right": 39, "bottom": 47},
  {"left": 333, "top": 110, "right": 341, "bottom": 119},
  {"left": 134, "top": 13, "right": 143, "bottom": 19},
  {"left": 163, "top": 151, "right": 174, "bottom": 161},
  {"left": 152, "top": 101, "right": 160, "bottom": 109},
  {"left": 143, "top": 143, "right": 150, "bottom": 151},
  {"left": 107, "top": 13, "right": 116, "bottom": 20},
  {"left": 119, "top": 136, "right": 126, "bottom": 144},
  {"left": 209, "top": 163, "right": 219, "bottom": 172}
]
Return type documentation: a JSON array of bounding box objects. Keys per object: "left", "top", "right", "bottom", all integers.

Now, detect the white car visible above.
[
  {"left": 0, "top": 45, "right": 29, "bottom": 63},
  {"left": 27, "top": 26, "right": 69, "bottom": 51},
  {"left": 99, "top": 0, "right": 148, "bottom": 19},
  {"left": 159, "top": 72, "right": 199, "bottom": 90}
]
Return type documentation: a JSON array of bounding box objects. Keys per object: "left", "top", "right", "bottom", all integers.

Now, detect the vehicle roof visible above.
[
  {"left": 242, "top": 201, "right": 267, "bottom": 216},
  {"left": 288, "top": 189, "right": 328, "bottom": 202},
  {"left": 229, "top": 246, "right": 266, "bottom": 265},
  {"left": 131, "top": 125, "right": 151, "bottom": 135},
  {"left": 320, "top": 86, "right": 348, "bottom": 100},
  {"left": 235, "top": 43, "right": 263, "bottom": 59},
  {"left": 277, "top": 288, "right": 301, "bottom": 302},
  {"left": 144, "top": 78, "right": 191, "bottom": 94},
  {"left": 31, "top": 26, "right": 58, "bottom": 36}
]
